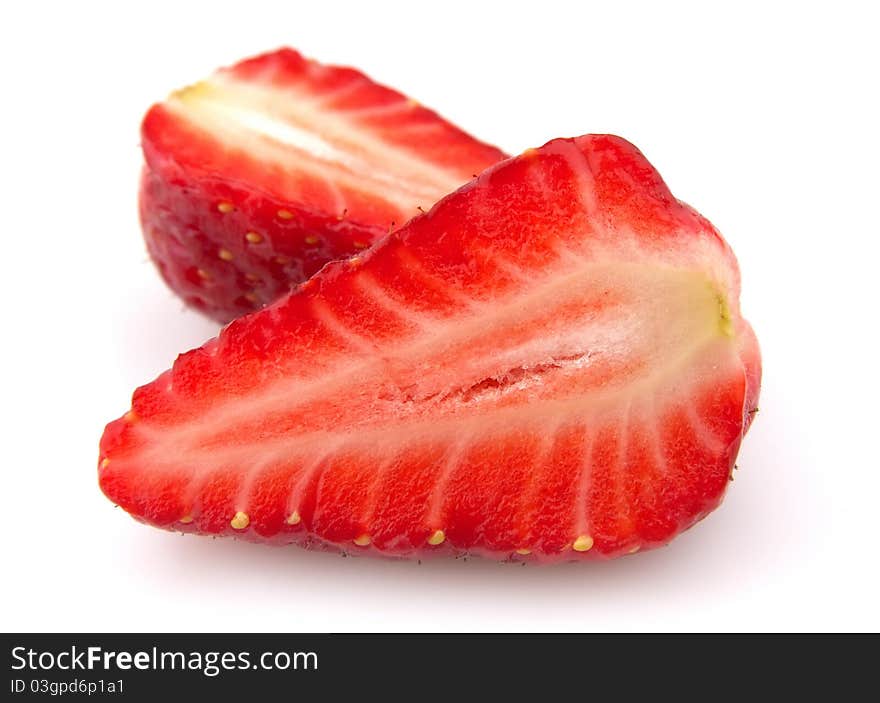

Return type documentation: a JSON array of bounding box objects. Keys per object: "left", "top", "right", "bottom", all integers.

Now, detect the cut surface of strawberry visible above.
[
  {"left": 141, "top": 48, "right": 506, "bottom": 322},
  {"left": 102, "top": 135, "right": 761, "bottom": 562}
]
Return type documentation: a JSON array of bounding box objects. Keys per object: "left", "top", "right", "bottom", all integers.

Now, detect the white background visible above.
[{"left": 2, "top": 1, "right": 878, "bottom": 632}]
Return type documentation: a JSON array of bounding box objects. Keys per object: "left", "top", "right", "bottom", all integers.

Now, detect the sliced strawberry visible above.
[
  {"left": 141, "top": 48, "right": 506, "bottom": 322},
  {"left": 101, "top": 135, "right": 761, "bottom": 562}
]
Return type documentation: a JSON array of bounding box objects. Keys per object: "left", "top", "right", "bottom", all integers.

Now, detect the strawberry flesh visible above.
[
  {"left": 102, "top": 135, "right": 761, "bottom": 562},
  {"left": 141, "top": 48, "right": 506, "bottom": 322}
]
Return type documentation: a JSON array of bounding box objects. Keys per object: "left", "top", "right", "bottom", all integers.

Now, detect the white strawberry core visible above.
[
  {"left": 135, "top": 253, "right": 743, "bottom": 467},
  {"left": 167, "top": 76, "right": 472, "bottom": 217}
]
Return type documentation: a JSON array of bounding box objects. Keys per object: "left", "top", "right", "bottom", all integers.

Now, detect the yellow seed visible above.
[
  {"left": 515, "top": 548, "right": 531, "bottom": 555},
  {"left": 286, "top": 511, "right": 301, "bottom": 526},
  {"left": 245, "top": 231, "right": 263, "bottom": 244},
  {"left": 522, "top": 147, "right": 539, "bottom": 159},
  {"left": 100, "top": 458, "right": 110, "bottom": 469},
  {"left": 353, "top": 534, "right": 371, "bottom": 546},
  {"left": 353, "top": 240, "right": 368, "bottom": 249},
  {"left": 244, "top": 272, "right": 260, "bottom": 282},
  {"left": 196, "top": 268, "right": 211, "bottom": 280},
  {"left": 230, "top": 511, "right": 250, "bottom": 530},
  {"left": 628, "top": 545, "right": 641, "bottom": 554},
  {"left": 217, "top": 202, "right": 234, "bottom": 214},
  {"left": 274, "top": 255, "right": 291, "bottom": 265},
  {"left": 244, "top": 291, "right": 258, "bottom": 303},
  {"left": 277, "top": 209, "right": 294, "bottom": 220},
  {"left": 304, "top": 235, "right": 319, "bottom": 245},
  {"left": 573, "top": 534, "right": 594, "bottom": 552},
  {"left": 406, "top": 98, "right": 420, "bottom": 108},
  {"left": 349, "top": 256, "right": 361, "bottom": 267},
  {"left": 124, "top": 410, "right": 138, "bottom": 423},
  {"left": 427, "top": 529, "right": 446, "bottom": 546},
  {"left": 218, "top": 248, "right": 234, "bottom": 262},
  {"left": 179, "top": 515, "right": 193, "bottom": 524}
]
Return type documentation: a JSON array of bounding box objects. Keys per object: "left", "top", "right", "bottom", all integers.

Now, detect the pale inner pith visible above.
[
  {"left": 168, "top": 76, "right": 468, "bottom": 210},
  {"left": 134, "top": 252, "right": 739, "bottom": 467}
]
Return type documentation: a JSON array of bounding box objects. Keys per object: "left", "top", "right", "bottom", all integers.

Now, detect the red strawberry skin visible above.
[
  {"left": 141, "top": 48, "right": 506, "bottom": 322},
  {"left": 102, "top": 135, "right": 761, "bottom": 562}
]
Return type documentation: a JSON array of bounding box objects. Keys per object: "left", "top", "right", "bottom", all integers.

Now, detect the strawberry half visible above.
[
  {"left": 101, "top": 135, "right": 761, "bottom": 562},
  {"left": 141, "top": 48, "right": 506, "bottom": 322}
]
